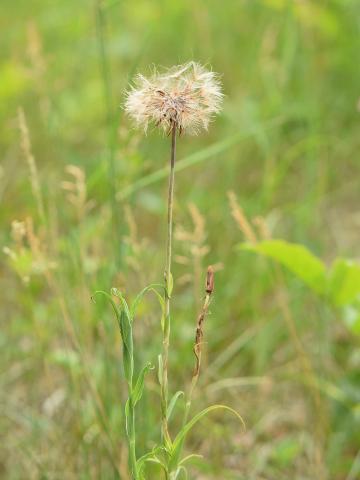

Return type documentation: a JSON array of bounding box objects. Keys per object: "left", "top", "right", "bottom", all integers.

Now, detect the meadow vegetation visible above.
[{"left": 1, "top": 1, "right": 360, "bottom": 479}]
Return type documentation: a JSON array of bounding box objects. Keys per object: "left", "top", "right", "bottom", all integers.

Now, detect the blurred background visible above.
[{"left": 1, "top": 0, "right": 360, "bottom": 478}]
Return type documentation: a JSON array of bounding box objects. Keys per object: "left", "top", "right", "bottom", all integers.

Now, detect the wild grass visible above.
[{"left": 1, "top": 0, "right": 360, "bottom": 479}]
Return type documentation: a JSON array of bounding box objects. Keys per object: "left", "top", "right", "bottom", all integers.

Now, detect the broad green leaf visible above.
[
  {"left": 0, "top": 62, "right": 28, "bottom": 99},
  {"left": 167, "top": 391, "right": 184, "bottom": 421},
  {"left": 132, "top": 362, "right": 153, "bottom": 406},
  {"left": 343, "top": 305, "right": 360, "bottom": 336},
  {"left": 240, "top": 239, "right": 327, "bottom": 294},
  {"left": 170, "top": 405, "right": 245, "bottom": 470},
  {"left": 328, "top": 258, "right": 360, "bottom": 306}
]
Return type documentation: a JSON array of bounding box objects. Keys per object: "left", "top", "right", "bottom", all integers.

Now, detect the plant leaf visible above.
[
  {"left": 342, "top": 305, "right": 360, "bottom": 336},
  {"left": 167, "top": 272, "right": 174, "bottom": 298},
  {"left": 179, "top": 454, "right": 203, "bottom": 466},
  {"left": 240, "top": 239, "right": 327, "bottom": 294},
  {"left": 119, "top": 308, "right": 134, "bottom": 385},
  {"left": 117, "top": 120, "right": 282, "bottom": 201},
  {"left": 111, "top": 287, "right": 132, "bottom": 322},
  {"left": 144, "top": 456, "right": 168, "bottom": 475},
  {"left": 124, "top": 397, "right": 130, "bottom": 436},
  {"left": 92, "top": 290, "right": 121, "bottom": 321},
  {"left": 170, "top": 404, "right": 245, "bottom": 470},
  {"left": 93, "top": 289, "right": 134, "bottom": 384},
  {"left": 136, "top": 446, "right": 165, "bottom": 474},
  {"left": 171, "top": 465, "right": 188, "bottom": 479},
  {"left": 131, "top": 283, "right": 164, "bottom": 319},
  {"left": 132, "top": 362, "right": 153, "bottom": 407},
  {"left": 167, "top": 391, "right": 184, "bottom": 421},
  {"left": 157, "top": 354, "right": 163, "bottom": 387},
  {"left": 328, "top": 258, "right": 360, "bottom": 306}
]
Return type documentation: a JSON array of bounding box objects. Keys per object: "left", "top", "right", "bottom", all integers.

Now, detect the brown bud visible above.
[{"left": 205, "top": 265, "right": 214, "bottom": 294}]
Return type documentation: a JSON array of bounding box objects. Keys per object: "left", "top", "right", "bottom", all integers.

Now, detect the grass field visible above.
[{"left": 1, "top": 1, "right": 360, "bottom": 478}]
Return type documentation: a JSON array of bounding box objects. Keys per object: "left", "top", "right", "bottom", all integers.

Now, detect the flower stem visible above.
[
  {"left": 161, "top": 124, "right": 177, "bottom": 445},
  {"left": 128, "top": 398, "right": 138, "bottom": 479}
]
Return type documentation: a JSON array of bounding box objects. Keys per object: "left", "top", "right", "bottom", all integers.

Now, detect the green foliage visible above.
[
  {"left": 241, "top": 239, "right": 327, "bottom": 294},
  {"left": 94, "top": 289, "right": 142, "bottom": 478},
  {"left": 167, "top": 391, "right": 184, "bottom": 421},
  {"left": 132, "top": 363, "right": 153, "bottom": 407},
  {"left": 240, "top": 239, "right": 360, "bottom": 335},
  {"left": 96, "top": 285, "right": 244, "bottom": 479},
  {"left": 328, "top": 259, "right": 360, "bottom": 307},
  {"left": 168, "top": 405, "right": 245, "bottom": 473},
  {"left": 270, "top": 436, "right": 302, "bottom": 469},
  {"left": 2, "top": 0, "right": 360, "bottom": 478}
]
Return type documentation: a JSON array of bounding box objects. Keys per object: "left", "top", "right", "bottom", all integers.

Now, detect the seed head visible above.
[
  {"left": 205, "top": 265, "right": 215, "bottom": 294},
  {"left": 124, "top": 62, "right": 223, "bottom": 135}
]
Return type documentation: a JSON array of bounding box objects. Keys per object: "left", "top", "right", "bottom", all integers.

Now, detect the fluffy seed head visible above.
[{"left": 124, "top": 62, "right": 223, "bottom": 135}]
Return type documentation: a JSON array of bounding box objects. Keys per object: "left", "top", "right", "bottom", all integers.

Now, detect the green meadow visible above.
[{"left": 1, "top": 1, "right": 360, "bottom": 478}]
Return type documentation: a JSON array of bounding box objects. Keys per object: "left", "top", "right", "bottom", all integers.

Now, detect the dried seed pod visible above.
[
  {"left": 193, "top": 266, "right": 215, "bottom": 377},
  {"left": 206, "top": 265, "right": 215, "bottom": 294}
]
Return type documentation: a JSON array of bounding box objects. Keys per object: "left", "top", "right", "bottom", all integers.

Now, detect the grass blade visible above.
[
  {"left": 167, "top": 391, "right": 184, "bottom": 421},
  {"left": 170, "top": 404, "right": 245, "bottom": 471},
  {"left": 117, "top": 119, "right": 282, "bottom": 201},
  {"left": 133, "top": 362, "right": 153, "bottom": 406}
]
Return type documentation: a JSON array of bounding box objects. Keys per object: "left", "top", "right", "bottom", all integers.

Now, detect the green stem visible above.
[
  {"left": 161, "top": 125, "right": 177, "bottom": 445},
  {"left": 128, "top": 399, "right": 138, "bottom": 480}
]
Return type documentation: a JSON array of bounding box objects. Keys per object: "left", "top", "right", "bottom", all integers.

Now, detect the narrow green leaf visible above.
[
  {"left": 137, "top": 446, "right": 167, "bottom": 473},
  {"left": 179, "top": 454, "right": 203, "bottom": 466},
  {"left": 132, "top": 362, "right": 153, "bottom": 407},
  {"left": 111, "top": 287, "right": 132, "bottom": 321},
  {"left": 167, "top": 391, "right": 184, "bottom": 421},
  {"left": 144, "top": 456, "right": 168, "bottom": 475},
  {"left": 93, "top": 290, "right": 134, "bottom": 384},
  {"left": 170, "top": 405, "right": 245, "bottom": 470},
  {"left": 149, "top": 288, "right": 166, "bottom": 333},
  {"left": 172, "top": 465, "right": 188, "bottom": 479},
  {"left": 124, "top": 398, "right": 130, "bottom": 436},
  {"left": 131, "top": 283, "right": 165, "bottom": 319},
  {"left": 167, "top": 272, "right": 174, "bottom": 298},
  {"left": 116, "top": 119, "right": 282, "bottom": 201},
  {"left": 92, "top": 290, "right": 121, "bottom": 321},
  {"left": 328, "top": 258, "right": 360, "bottom": 306},
  {"left": 119, "top": 309, "right": 134, "bottom": 385},
  {"left": 240, "top": 239, "right": 327, "bottom": 294}
]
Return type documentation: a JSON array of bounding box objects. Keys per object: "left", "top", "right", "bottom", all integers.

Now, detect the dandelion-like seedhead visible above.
[{"left": 124, "top": 62, "right": 223, "bottom": 135}]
